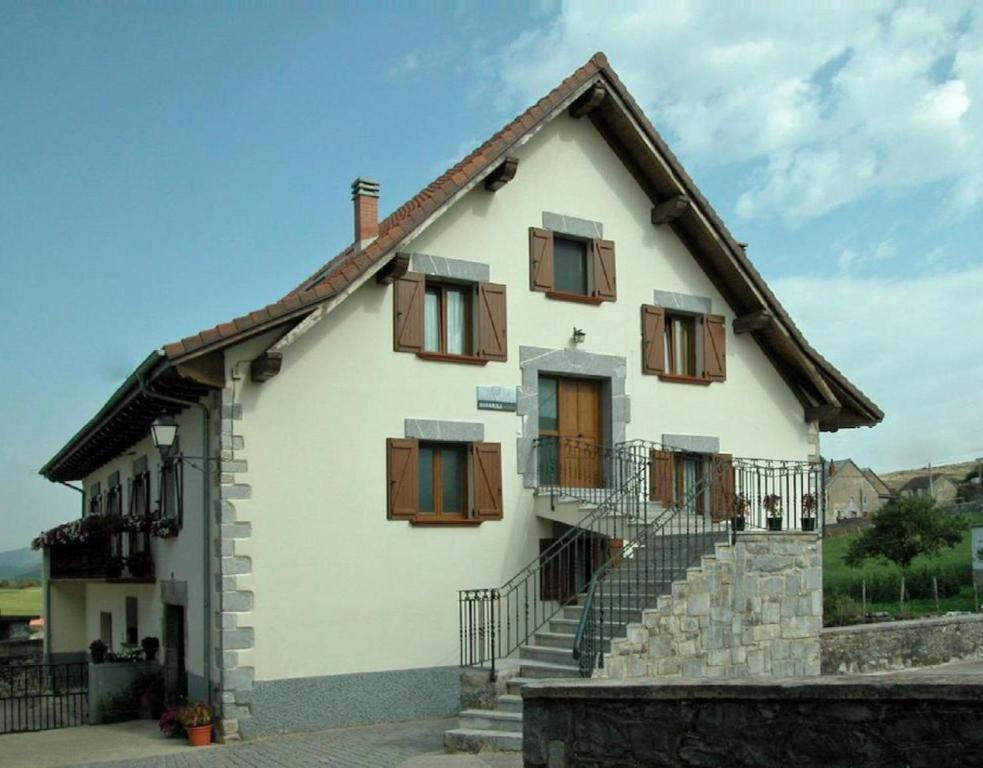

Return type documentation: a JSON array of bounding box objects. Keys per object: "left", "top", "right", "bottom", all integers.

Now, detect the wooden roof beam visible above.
[
  {"left": 483, "top": 157, "right": 519, "bottom": 192},
  {"left": 569, "top": 83, "right": 607, "bottom": 118},
  {"left": 651, "top": 195, "right": 690, "bottom": 225},
  {"left": 375, "top": 253, "right": 411, "bottom": 285},
  {"left": 733, "top": 310, "right": 772, "bottom": 334},
  {"left": 250, "top": 351, "right": 283, "bottom": 383}
]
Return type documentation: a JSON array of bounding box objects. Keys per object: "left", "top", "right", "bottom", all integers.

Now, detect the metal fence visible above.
[{"left": 0, "top": 662, "right": 88, "bottom": 734}]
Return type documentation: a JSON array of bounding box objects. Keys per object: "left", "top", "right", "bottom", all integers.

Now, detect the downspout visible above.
[{"left": 137, "top": 370, "right": 213, "bottom": 705}]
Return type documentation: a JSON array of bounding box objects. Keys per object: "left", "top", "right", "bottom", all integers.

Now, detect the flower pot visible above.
[
  {"left": 730, "top": 516, "right": 746, "bottom": 532},
  {"left": 766, "top": 517, "right": 783, "bottom": 532},
  {"left": 800, "top": 517, "right": 816, "bottom": 532},
  {"left": 186, "top": 724, "right": 213, "bottom": 747}
]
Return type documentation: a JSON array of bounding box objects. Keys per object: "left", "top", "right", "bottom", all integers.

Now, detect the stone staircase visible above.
[{"left": 444, "top": 510, "right": 722, "bottom": 753}]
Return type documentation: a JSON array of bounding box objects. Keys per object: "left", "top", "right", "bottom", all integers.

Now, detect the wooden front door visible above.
[
  {"left": 539, "top": 376, "right": 604, "bottom": 487},
  {"left": 163, "top": 604, "right": 186, "bottom": 703}
]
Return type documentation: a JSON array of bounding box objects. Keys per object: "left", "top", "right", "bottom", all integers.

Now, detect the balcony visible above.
[{"left": 40, "top": 519, "right": 159, "bottom": 583}]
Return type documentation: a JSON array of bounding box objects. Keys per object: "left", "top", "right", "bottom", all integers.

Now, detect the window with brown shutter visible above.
[
  {"left": 387, "top": 437, "right": 503, "bottom": 525},
  {"left": 641, "top": 305, "right": 666, "bottom": 375},
  {"left": 476, "top": 283, "right": 507, "bottom": 362},
  {"left": 387, "top": 437, "right": 419, "bottom": 520},
  {"left": 650, "top": 449, "right": 675, "bottom": 505},
  {"left": 641, "top": 304, "right": 726, "bottom": 385},
  {"left": 704, "top": 314, "right": 726, "bottom": 381},
  {"left": 393, "top": 272, "right": 425, "bottom": 352},
  {"left": 394, "top": 273, "right": 507, "bottom": 364},
  {"left": 472, "top": 442, "right": 503, "bottom": 520},
  {"left": 712, "top": 453, "right": 735, "bottom": 522},
  {"left": 529, "top": 226, "right": 616, "bottom": 304}
]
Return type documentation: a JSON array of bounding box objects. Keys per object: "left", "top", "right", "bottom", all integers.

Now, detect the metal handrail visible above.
[{"left": 572, "top": 457, "right": 730, "bottom": 676}]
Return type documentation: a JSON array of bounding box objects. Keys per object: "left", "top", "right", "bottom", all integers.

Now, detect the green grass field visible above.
[
  {"left": 0, "top": 586, "right": 42, "bottom": 617},
  {"left": 824, "top": 511, "right": 983, "bottom": 617}
]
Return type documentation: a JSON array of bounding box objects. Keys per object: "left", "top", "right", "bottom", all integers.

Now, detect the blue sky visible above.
[{"left": 2, "top": 1, "right": 981, "bottom": 551}]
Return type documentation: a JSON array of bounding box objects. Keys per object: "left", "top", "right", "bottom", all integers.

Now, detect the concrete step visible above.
[
  {"left": 533, "top": 630, "right": 577, "bottom": 649},
  {"left": 520, "top": 644, "right": 575, "bottom": 665},
  {"left": 562, "top": 604, "right": 645, "bottom": 621},
  {"left": 505, "top": 677, "right": 539, "bottom": 695},
  {"left": 574, "top": 589, "right": 668, "bottom": 605},
  {"left": 520, "top": 660, "right": 581, "bottom": 679},
  {"left": 548, "top": 617, "right": 628, "bottom": 637},
  {"left": 458, "top": 708, "right": 524, "bottom": 733},
  {"left": 495, "top": 694, "right": 523, "bottom": 714},
  {"left": 444, "top": 727, "right": 523, "bottom": 753}
]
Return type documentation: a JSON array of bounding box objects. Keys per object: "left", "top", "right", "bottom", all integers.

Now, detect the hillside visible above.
[
  {"left": 0, "top": 547, "right": 42, "bottom": 581},
  {"left": 879, "top": 461, "right": 979, "bottom": 493}
]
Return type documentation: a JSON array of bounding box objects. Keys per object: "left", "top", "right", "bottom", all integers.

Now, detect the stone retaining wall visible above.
[
  {"left": 522, "top": 676, "right": 983, "bottom": 767},
  {"left": 602, "top": 533, "right": 822, "bottom": 680},
  {"left": 821, "top": 614, "right": 983, "bottom": 674}
]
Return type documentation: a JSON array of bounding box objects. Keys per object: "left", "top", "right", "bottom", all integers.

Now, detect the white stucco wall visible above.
[{"left": 231, "top": 112, "right": 814, "bottom": 682}]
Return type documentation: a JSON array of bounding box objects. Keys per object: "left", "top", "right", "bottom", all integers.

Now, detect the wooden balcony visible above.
[{"left": 48, "top": 532, "right": 155, "bottom": 582}]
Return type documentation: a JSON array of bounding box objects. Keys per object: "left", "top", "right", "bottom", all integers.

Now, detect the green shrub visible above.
[
  {"left": 828, "top": 562, "right": 971, "bottom": 604},
  {"left": 824, "top": 593, "right": 863, "bottom": 627},
  {"left": 97, "top": 672, "right": 164, "bottom": 723}
]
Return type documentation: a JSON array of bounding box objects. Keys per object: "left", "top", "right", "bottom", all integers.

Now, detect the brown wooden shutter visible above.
[
  {"left": 641, "top": 304, "right": 666, "bottom": 375},
  {"left": 650, "top": 449, "right": 675, "bottom": 505},
  {"left": 387, "top": 438, "right": 419, "bottom": 519},
  {"left": 703, "top": 314, "right": 726, "bottom": 381},
  {"left": 393, "top": 272, "right": 425, "bottom": 352},
  {"left": 591, "top": 239, "right": 617, "bottom": 300},
  {"left": 529, "top": 227, "right": 554, "bottom": 292},
  {"left": 712, "top": 453, "right": 735, "bottom": 522},
  {"left": 472, "top": 442, "right": 503, "bottom": 520},
  {"left": 476, "top": 282, "right": 508, "bottom": 361}
]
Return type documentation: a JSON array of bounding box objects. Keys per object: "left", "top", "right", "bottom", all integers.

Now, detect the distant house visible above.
[
  {"left": 899, "top": 474, "right": 959, "bottom": 506},
  {"left": 827, "top": 459, "right": 892, "bottom": 520}
]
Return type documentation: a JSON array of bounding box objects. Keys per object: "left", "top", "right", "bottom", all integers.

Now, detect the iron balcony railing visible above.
[
  {"left": 458, "top": 437, "right": 825, "bottom": 678},
  {"left": 573, "top": 457, "right": 731, "bottom": 677}
]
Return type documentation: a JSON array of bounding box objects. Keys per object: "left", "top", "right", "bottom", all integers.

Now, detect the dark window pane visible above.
[
  {"left": 441, "top": 446, "right": 466, "bottom": 514},
  {"left": 554, "top": 237, "right": 588, "bottom": 295},
  {"left": 419, "top": 446, "right": 435, "bottom": 514},
  {"left": 538, "top": 377, "right": 558, "bottom": 432}
]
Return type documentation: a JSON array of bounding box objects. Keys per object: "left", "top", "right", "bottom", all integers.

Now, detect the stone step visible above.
[
  {"left": 520, "top": 644, "right": 575, "bottom": 665},
  {"left": 562, "top": 604, "right": 645, "bottom": 621},
  {"left": 458, "top": 708, "right": 524, "bottom": 733},
  {"left": 575, "top": 589, "right": 668, "bottom": 605},
  {"left": 496, "top": 693, "right": 523, "bottom": 714},
  {"left": 505, "top": 677, "right": 538, "bottom": 695},
  {"left": 532, "top": 630, "right": 578, "bottom": 649},
  {"left": 444, "top": 727, "right": 523, "bottom": 753},
  {"left": 520, "top": 660, "right": 582, "bottom": 679},
  {"left": 548, "top": 617, "right": 628, "bottom": 637}
]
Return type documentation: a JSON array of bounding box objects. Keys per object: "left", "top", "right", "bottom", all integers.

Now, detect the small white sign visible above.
[
  {"left": 973, "top": 527, "right": 983, "bottom": 571},
  {"left": 477, "top": 385, "right": 517, "bottom": 412}
]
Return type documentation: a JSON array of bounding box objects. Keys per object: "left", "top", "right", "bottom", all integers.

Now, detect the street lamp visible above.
[{"left": 150, "top": 417, "right": 178, "bottom": 456}]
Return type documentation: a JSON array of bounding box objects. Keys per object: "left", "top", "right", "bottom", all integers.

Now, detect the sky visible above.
[{"left": 1, "top": 1, "right": 981, "bottom": 551}]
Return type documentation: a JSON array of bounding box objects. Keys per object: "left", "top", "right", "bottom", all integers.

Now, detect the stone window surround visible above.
[
  {"left": 404, "top": 419, "right": 485, "bottom": 443},
  {"left": 661, "top": 433, "right": 720, "bottom": 455},
  {"left": 408, "top": 253, "right": 490, "bottom": 284},
  {"left": 652, "top": 289, "right": 712, "bottom": 316},
  {"left": 542, "top": 211, "right": 604, "bottom": 240},
  {"left": 516, "top": 346, "right": 630, "bottom": 488}
]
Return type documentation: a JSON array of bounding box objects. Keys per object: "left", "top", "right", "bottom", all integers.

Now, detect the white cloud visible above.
[
  {"left": 481, "top": 0, "right": 982, "bottom": 226},
  {"left": 772, "top": 265, "right": 983, "bottom": 470},
  {"left": 835, "top": 238, "right": 898, "bottom": 272}
]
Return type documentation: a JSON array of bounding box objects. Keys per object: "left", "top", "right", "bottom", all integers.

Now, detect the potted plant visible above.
[
  {"left": 180, "top": 701, "right": 213, "bottom": 747},
  {"left": 141, "top": 636, "right": 160, "bottom": 662},
  {"left": 801, "top": 493, "right": 818, "bottom": 532},
  {"left": 126, "top": 550, "right": 153, "bottom": 579},
  {"left": 89, "top": 638, "right": 108, "bottom": 664},
  {"left": 731, "top": 493, "right": 749, "bottom": 532},
  {"left": 763, "top": 494, "right": 783, "bottom": 531},
  {"left": 159, "top": 705, "right": 183, "bottom": 737}
]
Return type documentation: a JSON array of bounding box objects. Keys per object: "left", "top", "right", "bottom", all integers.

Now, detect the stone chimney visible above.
[{"left": 352, "top": 178, "right": 380, "bottom": 249}]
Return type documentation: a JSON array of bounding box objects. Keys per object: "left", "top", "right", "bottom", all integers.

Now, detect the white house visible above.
[{"left": 36, "top": 53, "right": 881, "bottom": 744}]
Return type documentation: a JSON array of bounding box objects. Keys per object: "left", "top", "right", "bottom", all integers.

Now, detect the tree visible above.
[{"left": 844, "top": 495, "right": 965, "bottom": 611}]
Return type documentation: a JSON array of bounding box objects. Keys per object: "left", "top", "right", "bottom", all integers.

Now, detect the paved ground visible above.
[{"left": 5, "top": 717, "right": 522, "bottom": 768}]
